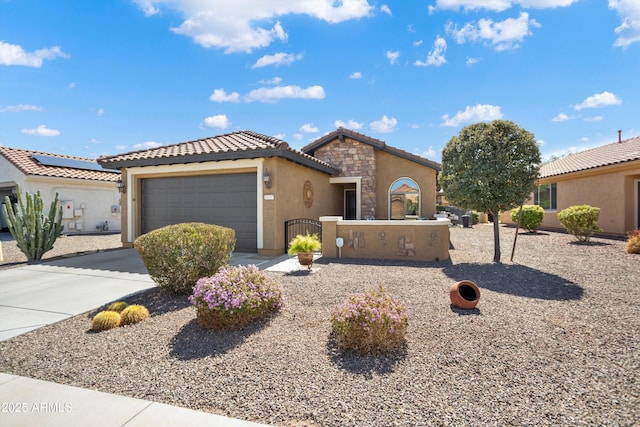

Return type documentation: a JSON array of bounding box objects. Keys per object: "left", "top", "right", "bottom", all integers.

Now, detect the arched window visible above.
[{"left": 389, "top": 178, "right": 420, "bottom": 220}]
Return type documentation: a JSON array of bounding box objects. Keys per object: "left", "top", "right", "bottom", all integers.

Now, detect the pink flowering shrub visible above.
[
  {"left": 189, "top": 265, "right": 284, "bottom": 330},
  {"left": 330, "top": 286, "right": 408, "bottom": 354}
]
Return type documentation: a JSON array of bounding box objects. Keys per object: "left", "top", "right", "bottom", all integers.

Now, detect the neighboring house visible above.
[
  {"left": 98, "top": 128, "right": 441, "bottom": 255},
  {"left": 0, "top": 146, "right": 121, "bottom": 233},
  {"left": 504, "top": 134, "right": 640, "bottom": 235}
]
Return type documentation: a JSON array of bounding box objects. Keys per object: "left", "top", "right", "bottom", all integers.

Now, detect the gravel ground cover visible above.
[
  {"left": 0, "top": 232, "right": 122, "bottom": 270},
  {"left": 0, "top": 224, "right": 638, "bottom": 426}
]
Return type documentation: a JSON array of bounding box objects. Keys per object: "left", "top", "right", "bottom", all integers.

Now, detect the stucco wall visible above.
[
  {"left": 376, "top": 150, "right": 438, "bottom": 220},
  {"left": 503, "top": 162, "right": 640, "bottom": 235},
  {"left": 321, "top": 216, "right": 450, "bottom": 262},
  {"left": 264, "top": 157, "right": 339, "bottom": 255}
]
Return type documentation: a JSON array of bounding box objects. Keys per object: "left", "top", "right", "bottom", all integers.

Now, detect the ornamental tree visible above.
[{"left": 440, "top": 120, "right": 541, "bottom": 262}]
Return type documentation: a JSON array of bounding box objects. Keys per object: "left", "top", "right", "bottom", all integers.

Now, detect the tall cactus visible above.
[{"left": 1, "top": 185, "right": 64, "bottom": 261}]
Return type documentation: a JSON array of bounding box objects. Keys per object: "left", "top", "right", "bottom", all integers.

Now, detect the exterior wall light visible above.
[
  {"left": 263, "top": 169, "right": 272, "bottom": 189},
  {"left": 116, "top": 178, "right": 126, "bottom": 194}
]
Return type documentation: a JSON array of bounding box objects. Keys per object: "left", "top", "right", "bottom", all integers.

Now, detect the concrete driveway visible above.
[{"left": 0, "top": 248, "right": 296, "bottom": 342}]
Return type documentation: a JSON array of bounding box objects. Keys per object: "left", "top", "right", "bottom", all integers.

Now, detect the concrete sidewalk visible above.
[{"left": 0, "top": 248, "right": 311, "bottom": 427}]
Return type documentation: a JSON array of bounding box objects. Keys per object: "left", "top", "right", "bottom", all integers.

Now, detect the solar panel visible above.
[{"left": 32, "top": 154, "right": 118, "bottom": 173}]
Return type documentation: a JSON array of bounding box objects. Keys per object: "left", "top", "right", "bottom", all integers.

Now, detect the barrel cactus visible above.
[
  {"left": 120, "top": 304, "right": 150, "bottom": 326},
  {"left": 91, "top": 311, "right": 121, "bottom": 331},
  {"left": 107, "top": 301, "right": 129, "bottom": 313},
  {"left": 1, "top": 185, "right": 64, "bottom": 261}
]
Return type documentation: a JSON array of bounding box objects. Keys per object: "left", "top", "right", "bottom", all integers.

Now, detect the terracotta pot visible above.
[
  {"left": 297, "top": 252, "right": 314, "bottom": 270},
  {"left": 450, "top": 280, "right": 480, "bottom": 309}
]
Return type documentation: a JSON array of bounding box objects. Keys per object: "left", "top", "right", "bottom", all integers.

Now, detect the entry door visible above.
[{"left": 344, "top": 189, "right": 357, "bottom": 220}]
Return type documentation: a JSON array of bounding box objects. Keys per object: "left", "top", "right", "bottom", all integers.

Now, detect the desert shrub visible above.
[
  {"left": 557, "top": 205, "right": 603, "bottom": 242},
  {"left": 134, "top": 222, "right": 235, "bottom": 294},
  {"left": 471, "top": 211, "right": 479, "bottom": 224},
  {"left": 120, "top": 304, "right": 150, "bottom": 326},
  {"left": 511, "top": 205, "right": 544, "bottom": 232},
  {"left": 626, "top": 229, "right": 640, "bottom": 254},
  {"left": 91, "top": 311, "right": 121, "bottom": 331},
  {"left": 330, "top": 285, "right": 408, "bottom": 354},
  {"left": 107, "top": 301, "right": 129, "bottom": 313},
  {"left": 190, "top": 265, "right": 284, "bottom": 330}
]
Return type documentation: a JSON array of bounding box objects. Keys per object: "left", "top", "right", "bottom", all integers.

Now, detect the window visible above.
[
  {"left": 535, "top": 183, "right": 557, "bottom": 210},
  {"left": 389, "top": 178, "right": 420, "bottom": 219}
]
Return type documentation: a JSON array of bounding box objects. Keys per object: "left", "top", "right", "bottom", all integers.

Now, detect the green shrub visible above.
[
  {"left": 557, "top": 205, "right": 603, "bottom": 242},
  {"left": 511, "top": 205, "right": 544, "bottom": 232},
  {"left": 120, "top": 304, "right": 150, "bottom": 326},
  {"left": 626, "top": 229, "right": 640, "bottom": 254},
  {"left": 91, "top": 311, "right": 121, "bottom": 331},
  {"left": 287, "top": 232, "right": 322, "bottom": 255},
  {"left": 134, "top": 222, "right": 235, "bottom": 294},
  {"left": 330, "top": 285, "right": 408, "bottom": 354},
  {"left": 190, "top": 265, "right": 284, "bottom": 330},
  {"left": 471, "top": 211, "right": 479, "bottom": 224},
  {"left": 107, "top": 301, "right": 129, "bottom": 313}
]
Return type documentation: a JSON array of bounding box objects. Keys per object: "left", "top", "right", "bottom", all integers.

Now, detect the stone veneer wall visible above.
[{"left": 314, "top": 137, "right": 377, "bottom": 218}]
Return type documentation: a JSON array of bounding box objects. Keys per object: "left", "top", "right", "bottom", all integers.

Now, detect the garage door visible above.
[{"left": 141, "top": 173, "right": 257, "bottom": 251}]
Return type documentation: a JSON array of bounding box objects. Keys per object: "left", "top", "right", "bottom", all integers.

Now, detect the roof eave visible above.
[{"left": 99, "top": 148, "right": 340, "bottom": 175}]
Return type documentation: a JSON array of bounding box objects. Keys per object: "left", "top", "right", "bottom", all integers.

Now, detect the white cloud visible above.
[
  {"left": 335, "top": 119, "right": 364, "bottom": 129},
  {"left": 386, "top": 50, "right": 400, "bottom": 64},
  {"left": 584, "top": 115, "right": 604, "bottom": 122},
  {"left": 414, "top": 147, "right": 436, "bottom": 159},
  {"left": 21, "top": 124, "right": 60, "bottom": 136},
  {"left": 201, "top": 114, "right": 229, "bottom": 129},
  {"left": 441, "top": 104, "right": 503, "bottom": 127},
  {"left": 380, "top": 4, "right": 392, "bottom": 15},
  {"left": 299, "top": 123, "right": 319, "bottom": 133},
  {"left": 258, "top": 77, "right": 283, "bottom": 85},
  {"left": 415, "top": 36, "right": 447, "bottom": 67},
  {"left": 552, "top": 113, "right": 569, "bottom": 122},
  {"left": 245, "top": 85, "right": 325, "bottom": 103},
  {"left": 466, "top": 57, "right": 479, "bottom": 65},
  {"left": 209, "top": 88, "right": 240, "bottom": 103},
  {"left": 429, "top": 0, "right": 577, "bottom": 12},
  {"left": 413, "top": 40, "right": 424, "bottom": 47},
  {"left": 134, "top": 0, "right": 374, "bottom": 53},
  {"left": 349, "top": 71, "right": 363, "bottom": 79},
  {"left": 0, "top": 104, "right": 44, "bottom": 113},
  {"left": 609, "top": 0, "right": 640, "bottom": 47},
  {"left": 252, "top": 52, "right": 303, "bottom": 68},
  {"left": 369, "top": 115, "right": 397, "bottom": 133},
  {"left": 574, "top": 91, "right": 622, "bottom": 110},
  {"left": 446, "top": 12, "right": 540, "bottom": 51},
  {"left": 68, "top": 82, "right": 76, "bottom": 89},
  {"left": 133, "top": 141, "right": 163, "bottom": 150},
  {"left": 115, "top": 145, "right": 127, "bottom": 151},
  {"left": 97, "top": 108, "right": 105, "bottom": 116},
  {"left": 0, "top": 41, "right": 69, "bottom": 67}
]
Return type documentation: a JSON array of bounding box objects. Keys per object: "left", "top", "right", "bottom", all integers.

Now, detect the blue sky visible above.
[{"left": 1, "top": 0, "right": 638, "bottom": 163}]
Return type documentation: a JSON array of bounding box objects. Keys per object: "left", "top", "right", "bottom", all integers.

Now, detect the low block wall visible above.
[{"left": 320, "top": 216, "right": 450, "bottom": 262}]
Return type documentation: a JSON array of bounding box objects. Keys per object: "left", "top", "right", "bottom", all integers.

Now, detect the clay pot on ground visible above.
[{"left": 450, "top": 280, "right": 480, "bottom": 309}]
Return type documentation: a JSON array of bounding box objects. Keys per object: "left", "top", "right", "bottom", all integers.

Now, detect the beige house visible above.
[
  {"left": 503, "top": 134, "right": 640, "bottom": 235},
  {"left": 98, "top": 128, "right": 441, "bottom": 255},
  {"left": 0, "top": 146, "right": 121, "bottom": 233}
]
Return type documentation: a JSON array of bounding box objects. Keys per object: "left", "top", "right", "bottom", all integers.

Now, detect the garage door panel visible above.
[{"left": 141, "top": 173, "right": 257, "bottom": 251}]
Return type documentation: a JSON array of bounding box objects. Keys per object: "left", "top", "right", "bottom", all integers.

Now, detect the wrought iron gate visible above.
[{"left": 284, "top": 218, "right": 322, "bottom": 250}]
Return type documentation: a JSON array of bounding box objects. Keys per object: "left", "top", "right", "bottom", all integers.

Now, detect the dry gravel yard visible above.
[{"left": 0, "top": 224, "right": 638, "bottom": 426}]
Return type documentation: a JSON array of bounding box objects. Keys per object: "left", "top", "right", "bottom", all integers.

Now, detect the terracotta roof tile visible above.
[
  {"left": 98, "top": 130, "right": 339, "bottom": 174},
  {"left": 541, "top": 135, "right": 640, "bottom": 178},
  {"left": 0, "top": 146, "right": 119, "bottom": 182}
]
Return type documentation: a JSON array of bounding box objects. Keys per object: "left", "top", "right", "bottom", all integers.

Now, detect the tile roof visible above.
[
  {"left": 0, "top": 146, "right": 119, "bottom": 182},
  {"left": 98, "top": 130, "right": 340, "bottom": 175},
  {"left": 302, "top": 127, "right": 442, "bottom": 171},
  {"left": 540, "top": 135, "right": 640, "bottom": 178}
]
